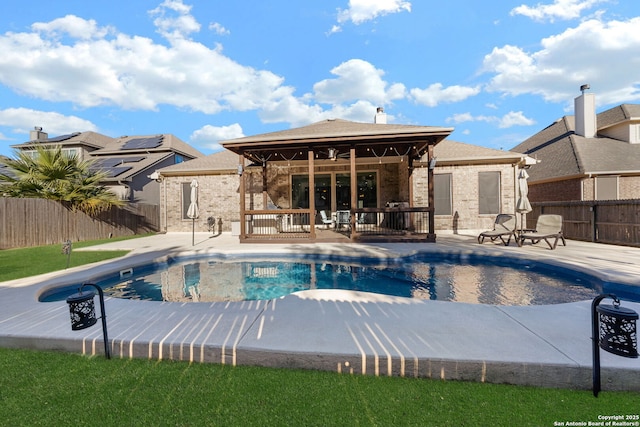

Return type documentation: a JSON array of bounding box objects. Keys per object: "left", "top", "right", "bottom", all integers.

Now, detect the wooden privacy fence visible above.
[
  {"left": 0, "top": 198, "right": 159, "bottom": 249},
  {"left": 530, "top": 199, "right": 640, "bottom": 247}
]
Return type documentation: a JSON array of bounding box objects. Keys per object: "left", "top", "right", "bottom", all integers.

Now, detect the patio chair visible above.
[
  {"left": 517, "top": 214, "right": 566, "bottom": 250},
  {"left": 477, "top": 214, "right": 517, "bottom": 246},
  {"left": 320, "top": 210, "right": 335, "bottom": 229}
]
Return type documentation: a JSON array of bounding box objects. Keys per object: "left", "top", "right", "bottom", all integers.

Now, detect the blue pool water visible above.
[{"left": 38, "top": 253, "right": 640, "bottom": 305}]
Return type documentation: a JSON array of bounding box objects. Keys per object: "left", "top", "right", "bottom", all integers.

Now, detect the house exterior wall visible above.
[
  {"left": 528, "top": 179, "right": 583, "bottom": 202},
  {"left": 127, "top": 155, "right": 184, "bottom": 204},
  {"left": 160, "top": 172, "right": 240, "bottom": 233},
  {"left": 529, "top": 176, "right": 640, "bottom": 202},
  {"left": 412, "top": 163, "right": 517, "bottom": 232},
  {"left": 161, "top": 161, "right": 518, "bottom": 234},
  {"left": 619, "top": 176, "right": 640, "bottom": 198}
]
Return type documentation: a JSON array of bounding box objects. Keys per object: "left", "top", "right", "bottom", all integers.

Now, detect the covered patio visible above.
[{"left": 222, "top": 117, "right": 453, "bottom": 243}]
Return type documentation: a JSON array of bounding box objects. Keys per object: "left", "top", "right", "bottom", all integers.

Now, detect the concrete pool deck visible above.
[{"left": 1, "top": 232, "right": 639, "bottom": 391}]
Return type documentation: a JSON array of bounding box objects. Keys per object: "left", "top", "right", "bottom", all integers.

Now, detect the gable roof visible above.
[
  {"left": 433, "top": 140, "right": 525, "bottom": 165},
  {"left": 222, "top": 119, "right": 454, "bottom": 163},
  {"left": 11, "top": 131, "right": 113, "bottom": 151},
  {"left": 158, "top": 149, "right": 238, "bottom": 175},
  {"left": 223, "top": 119, "right": 454, "bottom": 145},
  {"left": 93, "top": 134, "right": 203, "bottom": 158},
  {"left": 511, "top": 105, "right": 640, "bottom": 183},
  {"left": 11, "top": 131, "right": 205, "bottom": 183}
]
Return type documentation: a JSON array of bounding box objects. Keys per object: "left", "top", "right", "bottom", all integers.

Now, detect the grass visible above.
[
  {"left": 0, "top": 348, "right": 637, "bottom": 426},
  {"left": 1, "top": 236, "right": 639, "bottom": 425},
  {"left": 0, "top": 235, "right": 149, "bottom": 282}
]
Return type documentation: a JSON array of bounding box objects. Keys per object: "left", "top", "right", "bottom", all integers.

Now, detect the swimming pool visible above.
[{"left": 39, "top": 253, "right": 639, "bottom": 305}]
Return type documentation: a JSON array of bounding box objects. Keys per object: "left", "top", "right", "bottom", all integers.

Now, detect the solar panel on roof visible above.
[
  {"left": 121, "top": 135, "right": 163, "bottom": 150},
  {"left": 92, "top": 156, "right": 146, "bottom": 168},
  {"left": 103, "top": 166, "right": 132, "bottom": 178},
  {"left": 46, "top": 132, "right": 81, "bottom": 143}
]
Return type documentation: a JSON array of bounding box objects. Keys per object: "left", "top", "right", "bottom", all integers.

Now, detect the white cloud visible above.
[
  {"left": 313, "top": 59, "right": 406, "bottom": 105},
  {"left": 510, "top": 0, "right": 607, "bottom": 23},
  {"left": 149, "top": 0, "right": 200, "bottom": 40},
  {"left": 190, "top": 123, "right": 243, "bottom": 151},
  {"left": 498, "top": 111, "right": 536, "bottom": 128},
  {"left": 410, "top": 83, "right": 480, "bottom": 107},
  {"left": 32, "top": 15, "right": 113, "bottom": 39},
  {"left": 446, "top": 111, "right": 535, "bottom": 129},
  {"left": 209, "top": 22, "right": 230, "bottom": 36},
  {"left": 0, "top": 9, "right": 294, "bottom": 115},
  {"left": 482, "top": 17, "right": 640, "bottom": 105},
  {"left": 0, "top": 108, "right": 98, "bottom": 137},
  {"left": 337, "top": 0, "right": 412, "bottom": 25},
  {"left": 332, "top": 0, "right": 411, "bottom": 32}
]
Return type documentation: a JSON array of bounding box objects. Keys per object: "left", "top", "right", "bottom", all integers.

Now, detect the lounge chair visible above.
[
  {"left": 517, "top": 214, "right": 566, "bottom": 250},
  {"left": 478, "top": 214, "right": 517, "bottom": 246},
  {"left": 320, "top": 210, "right": 335, "bottom": 228}
]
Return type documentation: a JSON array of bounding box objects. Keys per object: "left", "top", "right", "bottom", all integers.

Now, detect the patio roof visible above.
[{"left": 222, "top": 119, "right": 454, "bottom": 164}]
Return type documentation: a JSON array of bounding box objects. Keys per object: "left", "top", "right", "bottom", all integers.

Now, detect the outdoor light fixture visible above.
[
  {"left": 428, "top": 157, "right": 437, "bottom": 170},
  {"left": 328, "top": 148, "right": 337, "bottom": 161},
  {"left": 237, "top": 164, "right": 243, "bottom": 176},
  {"left": 591, "top": 293, "right": 638, "bottom": 397},
  {"left": 580, "top": 83, "right": 590, "bottom": 94},
  {"left": 66, "top": 283, "right": 111, "bottom": 359}
]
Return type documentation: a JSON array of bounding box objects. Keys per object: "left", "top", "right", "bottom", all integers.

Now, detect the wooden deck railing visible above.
[{"left": 241, "top": 207, "right": 435, "bottom": 242}]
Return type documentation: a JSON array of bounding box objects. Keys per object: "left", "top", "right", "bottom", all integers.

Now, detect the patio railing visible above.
[
  {"left": 349, "top": 207, "right": 435, "bottom": 241},
  {"left": 241, "top": 207, "right": 435, "bottom": 242},
  {"left": 242, "top": 209, "right": 312, "bottom": 240}
]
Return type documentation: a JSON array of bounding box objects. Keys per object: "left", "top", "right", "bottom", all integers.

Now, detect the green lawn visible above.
[
  {"left": 0, "top": 235, "right": 146, "bottom": 282},
  {"left": 1, "top": 236, "right": 639, "bottom": 425},
  {"left": 0, "top": 348, "right": 637, "bottom": 427}
]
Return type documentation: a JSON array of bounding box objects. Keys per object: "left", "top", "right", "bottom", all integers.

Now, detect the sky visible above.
[{"left": 0, "top": 0, "right": 638, "bottom": 158}]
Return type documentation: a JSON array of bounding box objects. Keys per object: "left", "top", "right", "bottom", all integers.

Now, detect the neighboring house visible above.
[
  {"left": 158, "top": 111, "right": 533, "bottom": 236},
  {"left": 511, "top": 90, "right": 640, "bottom": 202},
  {"left": 11, "top": 128, "right": 203, "bottom": 204}
]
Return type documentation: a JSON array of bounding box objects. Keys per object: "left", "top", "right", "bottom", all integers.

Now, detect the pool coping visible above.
[{"left": 2, "top": 232, "right": 640, "bottom": 391}]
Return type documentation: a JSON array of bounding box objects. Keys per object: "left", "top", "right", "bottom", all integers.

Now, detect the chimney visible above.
[
  {"left": 574, "top": 85, "right": 596, "bottom": 138},
  {"left": 29, "top": 126, "right": 48, "bottom": 141},
  {"left": 374, "top": 107, "right": 387, "bottom": 124}
]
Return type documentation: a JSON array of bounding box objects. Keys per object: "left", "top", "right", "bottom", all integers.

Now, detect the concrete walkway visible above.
[{"left": 1, "top": 232, "right": 639, "bottom": 391}]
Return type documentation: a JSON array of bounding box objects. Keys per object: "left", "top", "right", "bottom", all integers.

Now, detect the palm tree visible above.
[{"left": 0, "top": 145, "right": 124, "bottom": 215}]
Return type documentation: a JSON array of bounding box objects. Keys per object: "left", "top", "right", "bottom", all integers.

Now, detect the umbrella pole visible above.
[{"left": 192, "top": 218, "right": 195, "bottom": 246}]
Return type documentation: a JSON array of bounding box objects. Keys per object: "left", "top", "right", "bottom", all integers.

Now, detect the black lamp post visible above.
[
  {"left": 591, "top": 294, "right": 638, "bottom": 397},
  {"left": 66, "top": 283, "right": 111, "bottom": 359}
]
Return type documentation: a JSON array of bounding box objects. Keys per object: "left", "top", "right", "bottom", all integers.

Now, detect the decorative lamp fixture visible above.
[
  {"left": 591, "top": 294, "right": 638, "bottom": 397},
  {"left": 428, "top": 157, "right": 437, "bottom": 170},
  {"left": 66, "top": 283, "right": 111, "bottom": 359},
  {"left": 328, "top": 148, "right": 337, "bottom": 161}
]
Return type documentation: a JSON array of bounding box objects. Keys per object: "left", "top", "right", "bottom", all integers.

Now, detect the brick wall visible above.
[
  {"left": 413, "top": 163, "right": 516, "bottom": 232},
  {"left": 161, "top": 162, "right": 519, "bottom": 233},
  {"left": 161, "top": 172, "right": 241, "bottom": 232},
  {"left": 528, "top": 179, "right": 583, "bottom": 202}
]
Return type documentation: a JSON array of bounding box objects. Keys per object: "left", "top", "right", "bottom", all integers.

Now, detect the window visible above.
[
  {"left": 61, "top": 147, "right": 79, "bottom": 159},
  {"left": 478, "top": 172, "right": 500, "bottom": 215},
  {"left": 434, "top": 174, "right": 452, "bottom": 215},
  {"left": 291, "top": 172, "right": 377, "bottom": 210},
  {"left": 181, "top": 182, "right": 191, "bottom": 219},
  {"left": 595, "top": 176, "right": 618, "bottom": 200},
  {"left": 175, "top": 154, "right": 184, "bottom": 164}
]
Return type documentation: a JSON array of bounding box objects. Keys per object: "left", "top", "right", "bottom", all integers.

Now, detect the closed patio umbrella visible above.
[
  {"left": 187, "top": 179, "right": 199, "bottom": 245},
  {"left": 516, "top": 169, "right": 532, "bottom": 233}
]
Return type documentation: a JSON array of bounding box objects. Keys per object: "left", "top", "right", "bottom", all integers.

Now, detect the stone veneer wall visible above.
[
  {"left": 161, "top": 172, "right": 241, "bottom": 233},
  {"left": 529, "top": 176, "right": 640, "bottom": 202},
  {"left": 161, "top": 162, "right": 519, "bottom": 233},
  {"left": 528, "top": 179, "right": 583, "bottom": 202},
  {"left": 412, "top": 163, "right": 517, "bottom": 232}
]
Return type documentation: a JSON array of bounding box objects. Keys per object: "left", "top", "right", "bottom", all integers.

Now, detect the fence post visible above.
[{"left": 591, "top": 202, "right": 597, "bottom": 243}]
